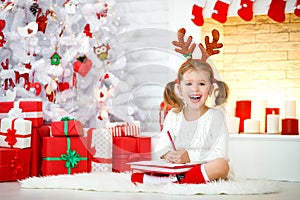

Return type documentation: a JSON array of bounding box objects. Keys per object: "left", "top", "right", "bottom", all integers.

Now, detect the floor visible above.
[{"left": 1, "top": 181, "right": 300, "bottom": 200}]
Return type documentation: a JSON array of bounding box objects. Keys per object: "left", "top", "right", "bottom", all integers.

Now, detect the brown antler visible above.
[
  {"left": 204, "top": 29, "right": 223, "bottom": 56},
  {"left": 172, "top": 28, "right": 196, "bottom": 59}
]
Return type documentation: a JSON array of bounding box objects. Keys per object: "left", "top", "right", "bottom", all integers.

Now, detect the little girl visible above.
[{"left": 131, "top": 29, "right": 231, "bottom": 185}]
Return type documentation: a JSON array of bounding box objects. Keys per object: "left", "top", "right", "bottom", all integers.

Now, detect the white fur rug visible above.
[{"left": 20, "top": 172, "right": 280, "bottom": 195}]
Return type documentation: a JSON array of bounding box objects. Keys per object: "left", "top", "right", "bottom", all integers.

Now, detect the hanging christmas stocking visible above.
[
  {"left": 238, "top": 0, "right": 255, "bottom": 21},
  {"left": 191, "top": 0, "right": 207, "bottom": 26},
  {"left": 295, "top": 0, "right": 300, "bottom": 17},
  {"left": 268, "top": 0, "right": 287, "bottom": 23},
  {"left": 211, "top": 0, "right": 233, "bottom": 23}
]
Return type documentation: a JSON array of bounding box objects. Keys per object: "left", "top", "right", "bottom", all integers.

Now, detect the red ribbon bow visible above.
[
  {"left": 4, "top": 118, "right": 18, "bottom": 147},
  {"left": 5, "top": 128, "right": 17, "bottom": 147}
]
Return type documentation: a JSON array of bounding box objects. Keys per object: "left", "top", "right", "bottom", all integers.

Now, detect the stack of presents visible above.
[{"left": 0, "top": 100, "right": 151, "bottom": 182}]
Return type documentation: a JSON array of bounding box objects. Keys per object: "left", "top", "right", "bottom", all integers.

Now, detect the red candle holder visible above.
[
  {"left": 281, "top": 118, "right": 299, "bottom": 135},
  {"left": 235, "top": 100, "right": 251, "bottom": 133}
]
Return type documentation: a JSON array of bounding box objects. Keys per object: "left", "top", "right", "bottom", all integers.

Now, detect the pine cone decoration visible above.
[{"left": 30, "top": 3, "right": 39, "bottom": 16}]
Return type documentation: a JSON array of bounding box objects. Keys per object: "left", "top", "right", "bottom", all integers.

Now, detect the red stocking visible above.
[
  {"left": 295, "top": 0, "right": 300, "bottom": 17},
  {"left": 268, "top": 0, "right": 287, "bottom": 23},
  {"left": 211, "top": 0, "right": 233, "bottom": 23},
  {"left": 191, "top": 0, "right": 207, "bottom": 26},
  {"left": 131, "top": 165, "right": 206, "bottom": 185},
  {"left": 238, "top": 0, "right": 254, "bottom": 21},
  {"left": 179, "top": 165, "right": 206, "bottom": 184}
]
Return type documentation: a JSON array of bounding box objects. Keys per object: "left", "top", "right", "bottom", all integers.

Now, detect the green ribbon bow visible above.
[
  {"left": 60, "top": 117, "right": 74, "bottom": 136},
  {"left": 61, "top": 117, "right": 74, "bottom": 121},
  {"left": 43, "top": 137, "right": 87, "bottom": 174},
  {"left": 61, "top": 149, "right": 82, "bottom": 169}
]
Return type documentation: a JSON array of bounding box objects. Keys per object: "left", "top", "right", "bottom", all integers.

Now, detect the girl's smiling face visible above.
[{"left": 178, "top": 68, "right": 213, "bottom": 110}]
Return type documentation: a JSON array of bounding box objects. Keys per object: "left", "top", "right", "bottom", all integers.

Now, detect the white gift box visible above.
[
  {"left": 84, "top": 128, "right": 112, "bottom": 172},
  {"left": 106, "top": 121, "right": 140, "bottom": 137},
  {"left": 0, "top": 118, "right": 32, "bottom": 148}
]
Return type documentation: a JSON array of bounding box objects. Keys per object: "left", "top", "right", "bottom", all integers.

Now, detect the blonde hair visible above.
[{"left": 163, "top": 59, "right": 229, "bottom": 112}]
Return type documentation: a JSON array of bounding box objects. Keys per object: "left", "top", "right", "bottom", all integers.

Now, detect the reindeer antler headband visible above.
[
  {"left": 172, "top": 28, "right": 223, "bottom": 83},
  {"left": 172, "top": 28, "right": 223, "bottom": 60}
]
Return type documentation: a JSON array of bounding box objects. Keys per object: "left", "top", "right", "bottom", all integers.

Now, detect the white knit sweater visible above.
[{"left": 154, "top": 107, "right": 229, "bottom": 164}]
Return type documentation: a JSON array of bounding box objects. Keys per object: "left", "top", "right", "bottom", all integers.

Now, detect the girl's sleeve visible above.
[
  {"left": 188, "top": 109, "right": 229, "bottom": 163},
  {"left": 152, "top": 111, "right": 175, "bottom": 160},
  {"left": 203, "top": 109, "right": 229, "bottom": 162}
]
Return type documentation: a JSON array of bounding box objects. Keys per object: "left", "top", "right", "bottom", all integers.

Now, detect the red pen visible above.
[{"left": 167, "top": 131, "right": 176, "bottom": 151}]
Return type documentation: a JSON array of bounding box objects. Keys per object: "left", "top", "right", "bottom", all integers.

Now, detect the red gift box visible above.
[
  {"left": 41, "top": 136, "right": 90, "bottom": 176},
  {"left": 112, "top": 136, "right": 151, "bottom": 172},
  {"left": 0, "top": 147, "right": 31, "bottom": 182},
  {"left": 0, "top": 101, "right": 43, "bottom": 127},
  {"left": 51, "top": 117, "right": 83, "bottom": 137},
  {"left": 30, "top": 125, "right": 50, "bottom": 177}
]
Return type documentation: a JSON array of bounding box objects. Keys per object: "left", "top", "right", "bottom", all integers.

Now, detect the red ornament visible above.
[
  {"left": 96, "top": 4, "right": 108, "bottom": 19},
  {"left": 73, "top": 55, "right": 92, "bottom": 77},
  {"left": 24, "top": 82, "right": 42, "bottom": 96},
  {"left": 104, "top": 73, "right": 109, "bottom": 79},
  {"left": 0, "top": 19, "right": 6, "bottom": 47},
  {"left": 44, "top": 84, "right": 56, "bottom": 102},
  {"left": 14, "top": 63, "right": 32, "bottom": 84},
  {"left": 1, "top": 58, "right": 15, "bottom": 90},
  {"left": 83, "top": 24, "right": 92, "bottom": 38},
  {"left": 57, "top": 82, "right": 70, "bottom": 92},
  {"left": 36, "top": 14, "right": 48, "bottom": 33},
  {"left": 99, "top": 92, "right": 105, "bottom": 99},
  {"left": 0, "top": 19, "right": 5, "bottom": 30},
  {"left": 0, "top": 32, "right": 6, "bottom": 47}
]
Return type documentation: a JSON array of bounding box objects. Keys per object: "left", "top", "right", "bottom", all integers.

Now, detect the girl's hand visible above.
[{"left": 163, "top": 148, "right": 190, "bottom": 164}]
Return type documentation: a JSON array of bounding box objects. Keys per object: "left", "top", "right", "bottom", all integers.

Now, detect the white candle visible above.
[
  {"left": 267, "top": 114, "right": 280, "bottom": 134},
  {"left": 285, "top": 100, "right": 296, "bottom": 118},
  {"left": 227, "top": 116, "right": 240, "bottom": 134},
  {"left": 251, "top": 100, "right": 267, "bottom": 133},
  {"left": 244, "top": 119, "right": 260, "bottom": 133}
]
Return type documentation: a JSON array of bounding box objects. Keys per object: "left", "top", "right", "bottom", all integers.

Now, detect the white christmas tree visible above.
[{"left": 0, "top": 0, "right": 136, "bottom": 128}]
